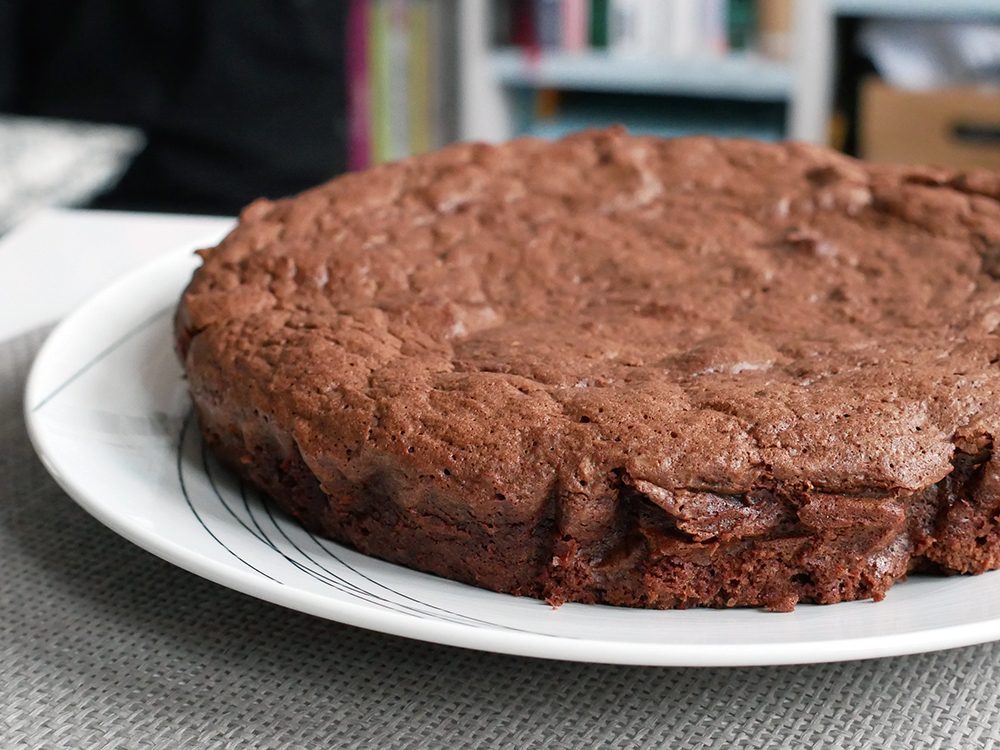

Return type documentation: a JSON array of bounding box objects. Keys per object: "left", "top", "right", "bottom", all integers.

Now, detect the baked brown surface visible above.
[{"left": 176, "top": 128, "right": 1000, "bottom": 610}]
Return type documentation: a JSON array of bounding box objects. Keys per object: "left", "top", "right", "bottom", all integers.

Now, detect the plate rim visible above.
[{"left": 23, "top": 242, "right": 1000, "bottom": 667}]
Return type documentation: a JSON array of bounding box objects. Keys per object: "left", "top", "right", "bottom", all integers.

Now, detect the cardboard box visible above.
[{"left": 859, "top": 77, "right": 1000, "bottom": 171}]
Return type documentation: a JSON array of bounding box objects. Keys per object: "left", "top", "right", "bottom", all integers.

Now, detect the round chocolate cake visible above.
[{"left": 176, "top": 128, "right": 1000, "bottom": 610}]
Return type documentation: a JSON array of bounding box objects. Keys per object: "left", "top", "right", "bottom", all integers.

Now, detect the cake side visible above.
[
  {"left": 176, "top": 129, "right": 1000, "bottom": 610},
  {"left": 194, "top": 392, "right": 1000, "bottom": 611}
]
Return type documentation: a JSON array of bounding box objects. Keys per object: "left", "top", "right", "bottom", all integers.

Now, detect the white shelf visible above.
[
  {"left": 491, "top": 49, "right": 793, "bottom": 101},
  {"left": 834, "top": 0, "right": 1000, "bottom": 19}
]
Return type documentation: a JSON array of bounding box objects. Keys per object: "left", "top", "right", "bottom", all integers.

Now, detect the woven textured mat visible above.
[{"left": 3, "top": 327, "right": 999, "bottom": 749}]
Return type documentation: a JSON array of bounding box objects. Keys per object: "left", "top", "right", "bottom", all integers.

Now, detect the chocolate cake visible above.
[{"left": 176, "top": 128, "right": 1000, "bottom": 610}]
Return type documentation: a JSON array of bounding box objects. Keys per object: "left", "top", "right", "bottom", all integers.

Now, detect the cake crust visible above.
[{"left": 176, "top": 129, "right": 1000, "bottom": 610}]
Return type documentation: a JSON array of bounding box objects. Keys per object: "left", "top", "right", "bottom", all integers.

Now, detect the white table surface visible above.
[{"left": 0, "top": 208, "right": 234, "bottom": 341}]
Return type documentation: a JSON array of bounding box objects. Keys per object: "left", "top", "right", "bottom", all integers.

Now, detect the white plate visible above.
[{"left": 25, "top": 244, "right": 1000, "bottom": 667}]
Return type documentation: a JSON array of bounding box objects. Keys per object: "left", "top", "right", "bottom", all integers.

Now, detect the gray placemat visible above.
[{"left": 3, "top": 327, "right": 1000, "bottom": 750}]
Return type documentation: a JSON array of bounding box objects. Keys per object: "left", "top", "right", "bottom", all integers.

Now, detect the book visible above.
[
  {"left": 758, "top": 0, "right": 794, "bottom": 59},
  {"left": 536, "top": 88, "right": 562, "bottom": 120},
  {"left": 350, "top": 0, "right": 458, "bottom": 165},
  {"left": 408, "top": 0, "right": 431, "bottom": 156},
  {"left": 609, "top": 0, "right": 640, "bottom": 54},
  {"left": 639, "top": 0, "right": 674, "bottom": 58},
  {"left": 385, "top": 0, "right": 411, "bottom": 162},
  {"left": 512, "top": 0, "right": 539, "bottom": 50},
  {"left": 668, "top": 0, "right": 701, "bottom": 59},
  {"left": 699, "top": 0, "right": 729, "bottom": 56},
  {"left": 503, "top": 0, "right": 736, "bottom": 60},
  {"left": 610, "top": 0, "right": 682, "bottom": 58},
  {"left": 562, "top": 0, "right": 589, "bottom": 52},
  {"left": 431, "top": 0, "right": 460, "bottom": 148},
  {"left": 369, "top": 0, "right": 390, "bottom": 164},
  {"left": 727, "top": 0, "right": 757, "bottom": 51},
  {"left": 427, "top": 0, "right": 445, "bottom": 149},
  {"left": 589, "top": 0, "right": 609, "bottom": 49},
  {"left": 346, "top": 0, "right": 371, "bottom": 171},
  {"left": 534, "top": 0, "right": 563, "bottom": 50}
]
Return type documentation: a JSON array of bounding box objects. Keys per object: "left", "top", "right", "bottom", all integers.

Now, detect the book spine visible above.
[
  {"left": 534, "top": 0, "right": 562, "bottom": 50},
  {"left": 562, "top": 0, "right": 589, "bottom": 52},
  {"left": 535, "top": 88, "right": 561, "bottom": 121},
  {"left": 700, "top": 0, "right": 728, "bottom": 56},
  {"left": 346, "top": 0, "right": 371, "bottom": 171},
  {"left": 589, "top": 0, "right": 609, "bottom": 48},
  {"left": 369, "top": 0, "right": 390, "bottom": 164},
  {"left": 727, "top": 0, "right": 756, "bottom": 51},
  {"left": 427, "top": 0, "right": 443, "bottom": 149},
  {"left": 433, "top": 0, "right": 460, "bottom": 147},
  {"left": 631, "top": 0, "right": 671, "bottom": 58},
  {"left": 386, "top": 0, "right": 411, "bottom": 161},
  {"left": 668, "top": 0, "right": 700, "bottom": 59},
  {"left": 408, "top": 0, "right": 431, "bottom": 156},
  {"left": 513, "top": 0, "right": 539, "bottom": 52},
  {"left": 758, "top": 0, "right": 794, "bottom": 59},
  {"left": 609, "top": 0, "right": 639, "bottom": 54}
]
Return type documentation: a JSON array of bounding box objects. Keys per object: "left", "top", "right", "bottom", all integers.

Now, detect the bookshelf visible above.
[{"left": 457, "top": 0, "right": 1000, "bottom": 147}]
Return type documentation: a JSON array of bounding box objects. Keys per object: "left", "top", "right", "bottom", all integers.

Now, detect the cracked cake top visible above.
[{"left": 176, "top": 128, "right": 1000, "bottom": 521}]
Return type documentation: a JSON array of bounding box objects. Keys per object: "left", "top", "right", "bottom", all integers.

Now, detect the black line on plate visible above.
[
  {"left": 255, "top": 487, "right": 485, "bottom": 627},
  {"left": 256, "top": 499, "right": 375, "bottom": 599},
  {"left": 201, "top": 439, "right": 271, "bottom": 546},
  {"left": 237, "top": 479, "right": 421, "bottom": 617},
  {"left": 32, "top": 306, "right": 172, "bottom": 413},
  {"left": 239, "top": 480, "right": 372, "bottom": 595},
  {"left": 201, "top": 439, "right": 373, "bottom": 600},
  {"left": 177, "top": 411, "right": 281, "bottom": 583},
  {"left": 301, "top": 523, "right": 544, "bottom": 634}
]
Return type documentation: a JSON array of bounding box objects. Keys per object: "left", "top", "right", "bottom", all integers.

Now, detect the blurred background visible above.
[{"left": 1, "top": 0, "right": 998, "bottom": 235}]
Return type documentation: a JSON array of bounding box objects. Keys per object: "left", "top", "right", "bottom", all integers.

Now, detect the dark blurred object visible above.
[{"left": 0, "top": 0, "right": 350, "bottom": 215}]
